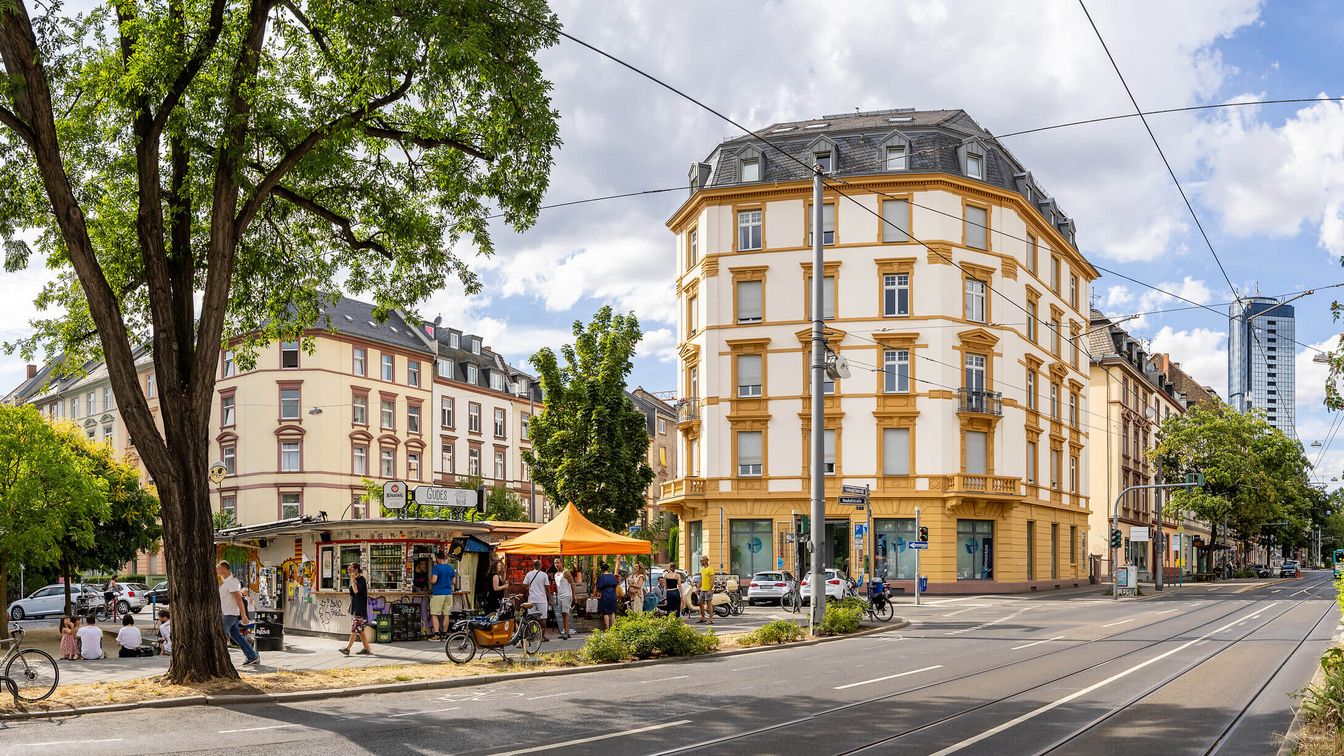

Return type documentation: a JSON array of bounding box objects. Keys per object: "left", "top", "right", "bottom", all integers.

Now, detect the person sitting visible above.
[
  {"left": 77, "top": 613, "right": 104, "bottom": 660},
  {"left": 116, "top": 614, "right": 143, "bottom": 658},
  {"left": 155, "top": 610, "right": 173, "bottom": 656}
]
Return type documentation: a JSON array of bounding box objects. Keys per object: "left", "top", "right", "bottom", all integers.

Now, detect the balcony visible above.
[
  {"left": 940, "top": 474, "right": 1024, "bottom": 506},
  {"left": 659, "top": 477, "right": 706, "bottom": 508},
  {"left": 676, "top": 398, "right": 700, "bottom": 424},
  {"left": 957, "top": 388, "right": 1002, "bottom": 415}
]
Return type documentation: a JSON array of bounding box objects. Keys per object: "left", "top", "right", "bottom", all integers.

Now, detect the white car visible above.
[
  {"left": 100, "top": 583, "right": 151, "bottom": 615},
  {"left": 747, "top": 571, "right": 797, "bottom": 605},
  {"left": 799, "top": 569, "right": 847, "bottom": 603},
  {"left": 7, "top": 583, "right": 98, "bottom": 620}
]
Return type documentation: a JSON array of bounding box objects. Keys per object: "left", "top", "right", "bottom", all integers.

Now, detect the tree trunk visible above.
[
  {"left": 1, "top": 550, "right": 9, "bottom": 639},
  {"left": 62, "top": 554, "right": 72, "bottom": 617}
]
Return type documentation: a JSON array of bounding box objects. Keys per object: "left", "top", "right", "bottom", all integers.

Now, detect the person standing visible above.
[
  {"left": 628, "top": 563, "right": 647, "bottom": 614},
  {"left": 595, "top": 562, "right": 620, "bottom": 630},
  {"left": 59, "top": 616, "right": 79, "bottom": 660},
  {"left": 76, "top": 613, "right": 104, "bottom": 660},
  {"left": 523, "top": 559, "right": 551, "bottom": 642},
  {"left": 553, "top": 559, "right": 574, "bottom": 640},
  {"left": 487, "top": 559, "right": 508, "bottom": 614},
  {"left": 104, "top": 575, "right": 121, "bottom": 620},
  {"left": 698, "top": 556, "right": 715, "bottom": 625},
  {"left": 428, "top": 549, "right": 458, "bottom": 641},
  {"left": 116, "top": 614, "right": 142, "bottom": 658},
  {"left": 217, "top": 561, "right": 260, "bottom": 666},
  {"left": 663, "top": 563, "right": 682, "bottom": 620},
  {"left": 339, "top": 562, "right": 373, "bottom": 656}
]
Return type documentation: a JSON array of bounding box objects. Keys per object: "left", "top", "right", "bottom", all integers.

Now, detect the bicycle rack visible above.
[{"left": 2, "top": 675, "right": 17, "bottom": 705}]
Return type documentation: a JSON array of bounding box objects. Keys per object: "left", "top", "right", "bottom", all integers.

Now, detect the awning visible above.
[{"left": 495, "top": 504, "right": 652, "bottom": 556}]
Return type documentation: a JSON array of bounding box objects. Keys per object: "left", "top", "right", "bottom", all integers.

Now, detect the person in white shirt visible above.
[
  {"left": 552, "top": 557, "right": 574, "bottom": 640},
  {"left": 156, "top": 610, "right": 172, "bottom": 655},
  {"left": 217, "top": 560, "right": 260, "bottom": 666},
  {"left": 523, "top": 559, "right": 551, "bottom": 642},
  {"left": 76, "top": 614, "right": 104, "bottom": 660},
  {"left": 116, "top": 614, "right": 142, "bottom": 658}
]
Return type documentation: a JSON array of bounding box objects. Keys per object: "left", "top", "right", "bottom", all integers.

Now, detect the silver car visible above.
[
  {"left": 7, "top": 583, "right": 98, "bottom": 620},
  {"left": 747, "top": 571, "right": 797, "bottom": 605}
]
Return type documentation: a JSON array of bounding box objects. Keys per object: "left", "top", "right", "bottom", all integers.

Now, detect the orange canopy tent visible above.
[{"left": 495, "top": 504, "right": 651, "bottom": 556}]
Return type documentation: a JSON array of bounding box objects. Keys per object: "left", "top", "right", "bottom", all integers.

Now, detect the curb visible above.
[
  {"left": 1, "top": 620, "right": 906, "bottom": 721},
  {"left": 1275, "top": 617, "right": 1343, "bottom": 756}
]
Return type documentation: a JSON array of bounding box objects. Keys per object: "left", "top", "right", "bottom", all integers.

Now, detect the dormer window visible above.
[
  {"left": 814, "top": 151, "right": 833, "bottom": 173},
  {"left": 449, "top": 332, "right": 460, "bottom": 349},
  {"left": 740, "top": 157, "right": 760, "bottom": 182},
  {"left": 471, "top": 338, "right": 481, "bottom": 354},
  {"left": 967, "top": 153, "right": 983, "bottom": 179},
  {"left": 885, "top": 145, "right": 907, "bottom": 171}
]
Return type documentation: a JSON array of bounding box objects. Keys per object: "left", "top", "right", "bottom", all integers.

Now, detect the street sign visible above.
[
  {"left": 841, "top": 484, "right": 869, "bottom": 496},
  {"left": 413, "top": 485, "right": 481, "bottom": 515},
  {"left": 839, "top": 496, "right": 867, "bottom": 506},
  {"left": 1130, "top": 526, "right": 1150, "bottom": 542},
  {"left": 383, "top": 480, "right": 408, "bottom": 510},
  {"left": 909, "top": 541, "right": 929, "bottom": 550},
  {"left": 854, "top": 523, "right": 867, "bottom": 538}
]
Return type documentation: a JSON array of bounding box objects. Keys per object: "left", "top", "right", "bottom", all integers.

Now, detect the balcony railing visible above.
[
  {"left": 660, "top": 477, "right": 706, "bottom": 499},
  {"left": 676, "top": 398, "right": 700, "bottom": 423},
  {"left": 947, "top": 474, "right": 1022, "bottom": 496},
  {"left": 957, "top": 388, "right": 1002, "bottom": 415}
]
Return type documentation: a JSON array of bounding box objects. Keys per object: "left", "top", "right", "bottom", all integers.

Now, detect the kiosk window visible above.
[
  {"left": 338, "top": 546, "right": 363, "bottom": 591},
  {"left": 369, "top": 544, "right": 404, "bottom": 591},
  {"left": 319, "top": 546, "right": 335, "bottom": 590}
]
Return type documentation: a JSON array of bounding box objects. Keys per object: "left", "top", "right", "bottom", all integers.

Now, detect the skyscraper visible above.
[{"left": 1228, "top": 296, "right": 1295, "bottom": 436}]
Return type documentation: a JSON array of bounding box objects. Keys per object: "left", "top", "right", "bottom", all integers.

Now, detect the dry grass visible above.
[{"left": 1297, "top": 720, "right": 1344, "bottom": 756}]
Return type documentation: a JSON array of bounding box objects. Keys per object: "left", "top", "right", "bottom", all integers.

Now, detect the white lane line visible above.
[
  {"left": 526, "top": 692, "right": 574, "bottom": 700},
  {"left": 834, "top": 665, "right": 943, "bottom": 690},
  {"left": 387, "top": 706, "right": 461, "bottom": 718},
  {"left": 928, "top": 603, "right": 1277, "bottom": 756},
  {"left": 639, "top": 675, "right": 688, "bottom": 684},
  {"left": 1011, "top": 636, "right": 1065, "bottom": 650},
  {"left": 1291, "top": 586, "right": 1315, "bottom": 597},
  {"left": 490, "top": 719, "right": 691, "bottom": 756},
  {"left": 218, "top": 724, "right": 302, "bottom": 733},
  {"left": 730, "top": 663, "right": 767, "bottom": 672},
  {"left": 947, "top": 607, "right": 1032, "bottom": 636},
  {"left": 1154, "top": 608, "right": 1181, "bottom": 614},
  {"left": 1101, "top": 618, "right": 1136, "bottom": 627},
  {"left": 25, "top": 740, "right": 124, "bottom": 747}
]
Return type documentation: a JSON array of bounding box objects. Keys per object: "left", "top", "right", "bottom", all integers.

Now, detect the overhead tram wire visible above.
[
  {"left": 486, "top": 0, "right": 1329, "bottom": 361},
  {"left": 484, "top": 185, "right": 683, "bottom": 221}
]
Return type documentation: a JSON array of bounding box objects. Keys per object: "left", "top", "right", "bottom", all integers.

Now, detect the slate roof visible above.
[
  {"left": 320, "top": 297, "right": 435, "bottom": 355},
  {"left": 627, "top": 388, "right": 675, "bottom": 437},
  {"left": 697, "top": 108, "right": 1077, "bottom": 250}
]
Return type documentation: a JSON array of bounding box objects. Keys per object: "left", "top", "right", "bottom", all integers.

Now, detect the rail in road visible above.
[{"left": 655, "top": 574, "right": 1338, "bottom": 756}]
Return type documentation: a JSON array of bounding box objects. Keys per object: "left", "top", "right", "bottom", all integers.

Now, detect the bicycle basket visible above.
[{"left": 471, "top": 618, "right": 516, "bottom": 646}]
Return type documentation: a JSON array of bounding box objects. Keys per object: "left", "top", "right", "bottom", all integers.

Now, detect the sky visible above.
[{"left": 3, "top": 1, "right": 1343, "bottom": 483}]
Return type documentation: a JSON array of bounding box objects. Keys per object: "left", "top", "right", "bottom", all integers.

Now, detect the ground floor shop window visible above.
[
  {"left": 689, "top": 520, "right": 704, "bottom": 568},
  {"left": 957, "top": 519, "right": 994, "bottom": 580},
  {"left": 874, "top": 519, "right": 917, "bottom": 580},
  {"left": 730, "top": 519, "right": 774, "bottom": 577},
  {"left": 368, "top": 544, "right": 404, "bottom": 591},
  {"left": 338, "top": 545, "right": 362, "bottom": 591}
]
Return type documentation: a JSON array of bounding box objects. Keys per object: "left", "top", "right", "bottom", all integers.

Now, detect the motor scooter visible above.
[{"left": 690, "top": 579, "right": 744, "bottom": 617}]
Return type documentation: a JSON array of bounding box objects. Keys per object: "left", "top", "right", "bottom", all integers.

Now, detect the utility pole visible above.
[
  {"left": 808, "top": 165, "right": 827, "bottom": 632},
  {"left": 914, "top": 507, "right": 922, "bottom": 607},
  {"left": 1113, "top": 475, "right": 1203, "bottom": 599},
  {"left": 1154, "top": 460, "right": 1164, "bottom": 591}
]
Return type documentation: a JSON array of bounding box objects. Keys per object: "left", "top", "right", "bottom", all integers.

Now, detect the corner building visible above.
[{"left": 660, "top": 109, "right": 1098, "bottom": 593}]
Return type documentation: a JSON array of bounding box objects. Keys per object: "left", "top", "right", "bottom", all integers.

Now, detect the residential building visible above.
[
  {"left": 659, "top": 108, "right": 1097, "bottom": 592},
  {"left": 628, "top": 387, "right": 678, "bottom": 517},
  {"left": 1228, "top": 295, "right": 1296, "bottom": 437}
]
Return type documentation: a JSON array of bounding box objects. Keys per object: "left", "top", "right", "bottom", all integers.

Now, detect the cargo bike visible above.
[{"left": 443, "top": 594, "right": 543, "bottom": 664}]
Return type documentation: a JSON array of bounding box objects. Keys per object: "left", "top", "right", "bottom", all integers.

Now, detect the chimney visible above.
[{"left": 26, "top": 364, "right": 36, "bottom": 379}]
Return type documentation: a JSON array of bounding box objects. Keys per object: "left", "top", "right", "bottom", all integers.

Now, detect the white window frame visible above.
[
  {"left": 964, "top": 279, "right": 987, "bottom": 323},
  {"left": 883, "top": 349, "right": 910, "bottom": 393},
  {"left": 883, "top": 273, "right": 909, "bottom": 316},
  {"left": 885, "top": 144, "right": 907, "bottom": 171},
  {"left": 737, "top": 209, "right": 762, "bottom": 251}
]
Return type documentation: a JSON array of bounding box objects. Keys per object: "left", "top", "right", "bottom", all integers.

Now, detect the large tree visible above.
[
  {"left": 1153, "top": 403, "right": 1312, "bottom": 563},
  {"left": 524, "top": 306, "right": 654, "bottom": 533},
  {"left": 0, "top": 406, "right": 104, "bottom": 636},
  {"left": 0, "top": 0, "right": 560, "bottom": 681}
]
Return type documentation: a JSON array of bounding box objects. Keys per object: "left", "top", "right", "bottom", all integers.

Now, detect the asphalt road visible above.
[{"left": 2, "top": 572, "right": 1336, "bottom": 756}]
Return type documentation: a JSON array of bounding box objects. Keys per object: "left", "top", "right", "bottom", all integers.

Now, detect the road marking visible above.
[
  {"left": 387, "top": 706, "right": 461, "bottom": 718},
  {"left": 1154, "top": 608, "right": 1180, "bottom": 614},
  {"left": 834, "top": 665, "right": 943, "bottom": 690},
  {"left": 25, "top": 740, "right": 124, "bottom": 747},
  {"left": 1291, "top": 586, "right": 1315, "bottom": 597},
  {"left": 1011, "top": 636, "right": 1065, "bottom": 650},
  {"left": 928, "top": 603, "right": 1276, "bottom": 756},
  {"left": 730, "top": 663, "right": 767, "bottom": 671},
  {"left": 1101, "top": 617, "right": 1135, "bottom": 627},
  {"left": 947, "top": 607, "right": 1032, "bottom": 635},
  {"left": 526, "top": 692, "right": 574, "bottom": 700},
  {"left": 490, "top": 719, "right": 691, "bottom": 755},
  {"left": 219, "top": 724, "right": 302, "bottom": 733},
  {"left": 639, "top": 675, "right": 688, "bottom": 684}
]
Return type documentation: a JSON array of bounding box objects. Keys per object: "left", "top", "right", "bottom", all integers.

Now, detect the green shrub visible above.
[
  {"left": 740, "top": 619, "right": 806, "bottom": 647},
  {"left": 579, "top": 613, "right": 719, "bottom": 662},
  {"left": 1301, "top": 648, "right": 1344, "bottom": 729},
  {"left": 817, "top": 601, "right": 864, "bottom": 636}
]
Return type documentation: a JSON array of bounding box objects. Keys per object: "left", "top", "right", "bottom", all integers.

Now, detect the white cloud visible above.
[
  {"left": 1127, "top": 277, "right": 1216, "bottom": 330},
  {"left": 1104, "top": 285, "right": 1134, "bottom": 309},
  {"left": 1148, "top": 325, "right": 1228, "bottom": 398},
  {"left": 1296, "top": 337, "right": 1341, "bottom": 408}
]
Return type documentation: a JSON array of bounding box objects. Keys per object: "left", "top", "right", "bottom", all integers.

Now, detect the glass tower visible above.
[{"left": 1228, "top": 296, "right": 1295, "bottom": 437}]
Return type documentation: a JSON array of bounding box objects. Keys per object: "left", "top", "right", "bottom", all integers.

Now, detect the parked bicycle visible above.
[
  {"left": 1, "top": 623, "right": 59, "bottom": 703},
  {"left": 443, "top": 594, "right": 543, "bottom": 664},
  {"left": 845, "top": 577, "right": 894, "bottom": 622},
  {"left": 781, "top": 581, "right": 802, "bottom": 613}
]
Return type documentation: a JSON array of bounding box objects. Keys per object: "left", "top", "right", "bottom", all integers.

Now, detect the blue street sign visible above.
[{"left": 909, "top": 541, "right": 929, "bottom": 550}]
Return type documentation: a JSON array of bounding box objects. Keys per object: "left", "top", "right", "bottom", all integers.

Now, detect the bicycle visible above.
[
  {"left": 1, "top": 623, "right": 59, "bottom": 703},
  {"left": 781, "top": 582, "right": 802, "bottom": 613},
  {"left": 845, "top": 578, "right": 894, "bottom": 623},
  {"left": 444, "top": 594, "right": 543, "bottom": 664}
]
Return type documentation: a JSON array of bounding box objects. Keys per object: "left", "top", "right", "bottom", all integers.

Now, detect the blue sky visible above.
[{"left": 3, "top": 1, "right": 1342, "bottom": 481}]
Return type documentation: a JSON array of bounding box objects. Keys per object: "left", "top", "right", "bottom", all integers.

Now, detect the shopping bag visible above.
[{"left": 585, "top": 597, "right": 599, "bottom": 614}]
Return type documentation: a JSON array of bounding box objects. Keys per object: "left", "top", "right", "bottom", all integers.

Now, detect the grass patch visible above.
[
  {"left": 739, "top": 620, "right": 806, "bottom": 647},
  {"left": 580, "top": 613, "right": 719, "bottom": 663}
]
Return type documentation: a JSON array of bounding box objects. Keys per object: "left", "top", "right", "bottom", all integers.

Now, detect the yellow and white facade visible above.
[{"left": 660, "top": 109, "right": 1098, "bottom": 592}]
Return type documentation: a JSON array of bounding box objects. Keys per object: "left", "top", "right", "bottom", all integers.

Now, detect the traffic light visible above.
[
  {"left": 918, "top": 526, "right": 929, "bottom": 543},
  {"left": 1184, "top": 472, "right": 1205, "bottom": 487},
  {"left": 1110, "top": 529, "right": 1123, "bottom": 549}
]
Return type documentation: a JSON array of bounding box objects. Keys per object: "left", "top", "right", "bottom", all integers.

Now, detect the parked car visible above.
[
  {"left": 146, "top": 581, "right": 170, "bottom": 606},
  {"left": 747, "top": 571, "right": 797, "bottom": 605},
  {"left": 7, "top": 583, "right": 98, "bottom": 620},
  {"left": 99, "top": 582, "right": 150, "bottom": 615},
  {"left": 1279, "top": 560, "right": 1300, "bottom": 578},
  {"left": 799, "top": 568, "right": 848, "bottom": 604},
  {"left": 1250, "top": 564, "right": 1272, "bottom": 578}
]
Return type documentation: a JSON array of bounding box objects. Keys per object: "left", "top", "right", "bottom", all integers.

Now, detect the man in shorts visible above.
[
  {"left": 523, "top": 559, "right": 551, "bottom": 642},
  {"left": 698, "top": 556, "right": 715, "bottom": 625},
  {"left": 428, "top": 549, "right": 458, "bottom": 641}
]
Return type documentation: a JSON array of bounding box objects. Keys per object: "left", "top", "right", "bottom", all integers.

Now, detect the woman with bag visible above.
[
  {"left": 338, "top": 563, "right": 373, "bottom": 656},
  {"left": 663, "top": 562, "right": 683, "bottom": 620},
  {"left": 486, "top": 560, "right": 507, "bottom": 614},
  {"left": 595, "top": 562, "right": 620, "bottom": 630},
  {"left": 627, "top": 563, "right": 647, "bottom": 614}
]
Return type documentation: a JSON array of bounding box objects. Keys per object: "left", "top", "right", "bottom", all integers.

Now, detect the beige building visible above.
[{"left": 659, "top": 108, "right": 1098, "bottom": 592}]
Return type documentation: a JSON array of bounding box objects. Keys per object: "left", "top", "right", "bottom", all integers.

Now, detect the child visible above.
[
  {"left": 76, "top": 613, "right": 104, "bottom": 660},
  {"left": 156, "top": 610, "right": 172, "bottom": 656},
  {"left": 59, "top": 616, "right": 79, "bottom": 660},
  {"left": 116, "top": 614, "right": 142, "bottom": 658}
]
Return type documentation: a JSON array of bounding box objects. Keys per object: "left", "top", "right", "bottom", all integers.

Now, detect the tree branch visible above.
[
  {"left": 0, "top": 102, "right": 34, "bottom": 146},
  {"left": 234, "top": 68, "right": 416, "bottom": 237},
  {"left": 270, "top": 183, "right": 393, "bottom": 261},
  {"left": 361, "top": 124, "right": 494, "bottom": 162},
  {"left": 149, "top": 0, "right": 227, "bottom": 142}
]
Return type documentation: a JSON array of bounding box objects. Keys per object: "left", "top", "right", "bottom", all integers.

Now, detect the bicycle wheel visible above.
[
  {"left": 444, "top": 632, "right": 476, "bottom": 664},
  {"left": 520, "top": 618, "right": 543, "bottom": 655},
  {"left": 875, "top": 601, "right": 894, "bottom": 623},
  {"left": 5, "top": 648, "right": 59, "bottom": 702},
  {"left": 782, "top": 591, "right": 799, "bottom": 613}
]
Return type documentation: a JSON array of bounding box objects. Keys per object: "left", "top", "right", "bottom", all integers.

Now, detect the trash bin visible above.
[
  {"left": 253, "top": 609, "right": 284, "bottom": 652},
  {"left": 918, "top": 576, "right": 927, "bottom": 593}
]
